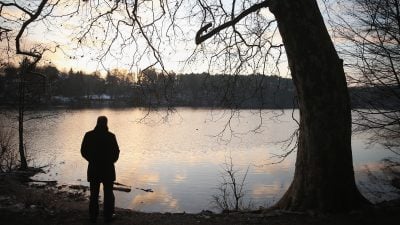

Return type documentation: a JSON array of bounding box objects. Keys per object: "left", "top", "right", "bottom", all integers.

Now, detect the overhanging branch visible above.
[
  {"left": 195, "top": 0, "right": 270, "bottom": 45},
  {"left": 15, "top": 0, "right": 48, "bottom": 64}
]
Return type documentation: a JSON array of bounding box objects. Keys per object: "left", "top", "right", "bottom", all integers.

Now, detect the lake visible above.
[{"left": 2, "top": 108, "right": 399, "bottom": 213}]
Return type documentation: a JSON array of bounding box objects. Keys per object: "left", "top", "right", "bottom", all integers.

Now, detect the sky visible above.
[{"left": 0, "top": 0, "right": 342, "bottom": 77}]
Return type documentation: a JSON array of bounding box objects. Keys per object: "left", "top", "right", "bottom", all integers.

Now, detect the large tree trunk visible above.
[{"left": 269, "top": 0, "right": 369, "bottom": 212}]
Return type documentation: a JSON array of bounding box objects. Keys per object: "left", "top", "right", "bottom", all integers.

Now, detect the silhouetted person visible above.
[{"left": 81, "top": 116, "right": 120, "bottom": 223}]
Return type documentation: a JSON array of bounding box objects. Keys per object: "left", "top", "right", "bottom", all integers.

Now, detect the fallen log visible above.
[
  {"left": 28, "top": 179, "right": 57, "bottom": 185},
  {"left": 69, "top": 184, "right": 89, "bottom": 191},
  {"left": 135, "top": 187, "right": 154, "bottom": 193},
  {"left": 113, "top": 186, "right": 131, "bottom": 192},
  {"left": 67, "top": 183, "right": 132, "bottom": 192},
  {"left": 113, "top": 181, "right": 130, "bottom": 187}
]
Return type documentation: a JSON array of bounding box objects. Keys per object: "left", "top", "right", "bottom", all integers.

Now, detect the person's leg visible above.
[
  {"left": 89, "top": 181, "right": 100, "bottom": 222},
  {"left": 103, "top": 181, "right": 115, "bottom": 221}
]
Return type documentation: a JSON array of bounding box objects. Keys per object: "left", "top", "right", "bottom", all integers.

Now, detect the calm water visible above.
[{"left": 3, "top": 108, "right": 399, "bottom": 213}]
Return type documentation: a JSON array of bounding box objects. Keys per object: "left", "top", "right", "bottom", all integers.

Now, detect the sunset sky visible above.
[{"left": 0, "top": 0, "right": 342, "bottom": 77}]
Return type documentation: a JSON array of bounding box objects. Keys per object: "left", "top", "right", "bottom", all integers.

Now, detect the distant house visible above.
[
  {"left": 52, "top": 96, "right": 72, "bottom": 103},
  {"left": 84, "top": 94, "right": 112, "bottom": 100}
]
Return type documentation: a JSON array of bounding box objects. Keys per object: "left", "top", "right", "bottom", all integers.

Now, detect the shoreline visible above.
[{"left": 1, "top": 169, "right": 400, "bottom": 224}]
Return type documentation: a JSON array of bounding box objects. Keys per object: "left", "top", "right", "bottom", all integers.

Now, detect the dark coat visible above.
[{"left": 81, "top": 127, "right": 120, "bottom": 182}]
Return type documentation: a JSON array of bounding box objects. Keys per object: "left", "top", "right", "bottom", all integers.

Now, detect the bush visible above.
[{"left": 0, "top": 127, "right": 19, "bottom": 172}]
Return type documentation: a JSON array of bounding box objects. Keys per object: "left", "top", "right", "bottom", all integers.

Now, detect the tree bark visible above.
[
  {"left": 269, "top": 0, "right": 369, "bottom": 212},
  {"left": 18, "top": 72, "right": 28, "bottom": 170}
]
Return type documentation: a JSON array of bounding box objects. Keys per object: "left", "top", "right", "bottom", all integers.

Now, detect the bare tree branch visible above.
[
  {"left": 196, "top": 0, "right": 270, "bottom": 44},
  {"left": 12, "top": 0, "right": 48, "bottom": 63}
]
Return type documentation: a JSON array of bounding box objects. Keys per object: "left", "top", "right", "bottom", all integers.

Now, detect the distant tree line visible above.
[
  {"left": 0, "top": 65, "right": 295, "bottom": 108},
  {"left": 0, "top": 64, "right": 397, "bottom": 109}
]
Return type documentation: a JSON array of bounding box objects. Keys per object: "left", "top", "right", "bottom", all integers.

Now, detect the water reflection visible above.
[
  {"left": 131, "top": 187, "right": 179, "bottom": 212},
  {"left": 1, "top": 108, "right": 397, "bottom": 212}
]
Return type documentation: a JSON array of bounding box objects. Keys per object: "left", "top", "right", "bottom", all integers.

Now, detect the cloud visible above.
[{"left": 131, "top": 187, "right": 179, "bottom": 211}]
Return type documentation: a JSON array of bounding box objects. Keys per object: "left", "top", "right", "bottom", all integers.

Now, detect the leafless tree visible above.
[
  {"left": 0, "top": 57, "right": 50, "bottom": 170},
  {"left": 16, "top": 58, "right": 49, "bottom": 169},
  {"left": 330, "top": 0, "right": 400, "bottom": 154},
  {"left": 0, "top": 0, "right": 370, "bottom": 212},
  {"left": 0, "top": 1, "right": 58, "bottom": 169},
  {"left": 212, "top": 154, "right": 250, "bottom": 211},
  {"left": 194, "top": 0, "right": 367, "bottom": 212}
]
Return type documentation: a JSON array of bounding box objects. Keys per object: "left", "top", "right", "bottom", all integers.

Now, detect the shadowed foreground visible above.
[{"left": 0, "top": 172, "right": 399, "bottom": 225}]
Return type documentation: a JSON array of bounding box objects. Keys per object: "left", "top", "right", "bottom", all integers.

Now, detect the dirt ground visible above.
[{"left": 1, "top": 170, "right": 400, "bottom": 225}]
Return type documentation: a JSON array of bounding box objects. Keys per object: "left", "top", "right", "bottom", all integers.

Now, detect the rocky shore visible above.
[{"left": 1, "top": 169, "right": 400, "bottom": 225}]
